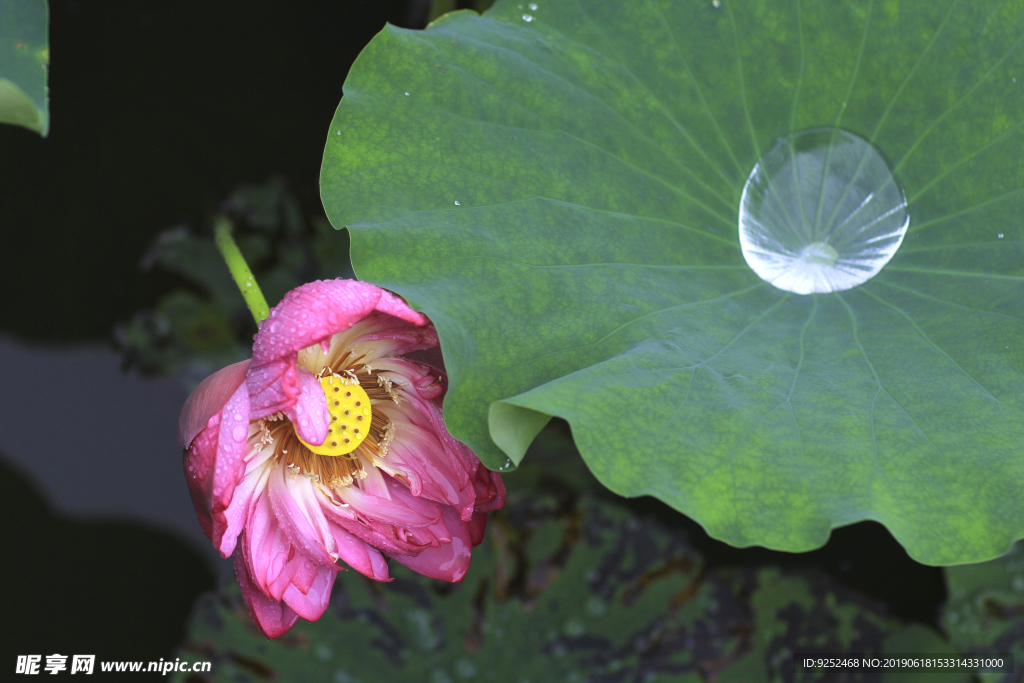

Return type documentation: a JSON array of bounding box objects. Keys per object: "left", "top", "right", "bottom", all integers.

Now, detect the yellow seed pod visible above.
[{"left": 298, "top": 375, "right": 372, "bottom": 456}]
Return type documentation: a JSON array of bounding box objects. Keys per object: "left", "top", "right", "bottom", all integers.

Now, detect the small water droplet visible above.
[
  {"left": 713, "top": 0, "right": 721, "bottom": 6},
  {"left": 528, "top": 2, "right": 538, "bottom": 9},
  {"left": 336, "top": 130, "right": 341, "bottom": 135},
  {"left": 739, "top": 128, "right": 909, "bottom": 294},
  {"left": 998, "top": 233, "right": 1004, "bottom": 238},
  {"left": 454, "top": 200, "right": 461, "bottom": 206},
  {"left": 404, "top": 91, "right": 410, "bottom": 96},
  {"left": 522, "top": 14, "right": 534, "bottom": 22}
]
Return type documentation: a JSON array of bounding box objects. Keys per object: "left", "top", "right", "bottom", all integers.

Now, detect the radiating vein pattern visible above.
[{"left": 321, "top": 0, "right": 1024, "bottom": 564}]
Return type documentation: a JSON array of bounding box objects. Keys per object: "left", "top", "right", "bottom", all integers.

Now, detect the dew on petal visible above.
[{"left": 738, "top": 128, "right": 909, "bottom": 295}]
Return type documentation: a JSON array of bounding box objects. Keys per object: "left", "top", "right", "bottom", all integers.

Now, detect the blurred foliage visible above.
[
  {"left": 0, "top": 0, "right": 48, "bottom": 135},
  {"left": 171, "top": 454, "right": 967, "bottom": 683},
  {"left": 943, "top": 543, "right": 1024, "bottom": 683},
  {"left": 115, "top": 178, "right": 354, "bottom": 390}
]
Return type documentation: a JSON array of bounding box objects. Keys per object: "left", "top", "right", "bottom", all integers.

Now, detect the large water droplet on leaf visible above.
[{"left": 738, "top": 129, "right": 909, "bottom": 295}]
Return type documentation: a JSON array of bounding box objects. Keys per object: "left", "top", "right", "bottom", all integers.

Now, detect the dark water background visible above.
[{"left": 0, "top": 0, "right": 944, "bottom": 666}]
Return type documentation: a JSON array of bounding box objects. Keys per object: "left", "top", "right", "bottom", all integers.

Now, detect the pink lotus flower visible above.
[{"left": 178, "top": 279, "right": 505, "bottom": 638}]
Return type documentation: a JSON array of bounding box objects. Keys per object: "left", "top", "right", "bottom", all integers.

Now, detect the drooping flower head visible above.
[{"left": 179, "top": 279, "right": 505, "bottom": 638}]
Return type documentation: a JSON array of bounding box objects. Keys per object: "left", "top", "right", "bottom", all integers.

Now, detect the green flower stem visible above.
[{"left": 214, "top": 216, "right": 269, "bottom": 324}]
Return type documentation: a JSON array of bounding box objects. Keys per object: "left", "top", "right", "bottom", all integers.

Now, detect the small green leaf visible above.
[
  {"left": 321, "top": 0, "right": 1024, "bottom": 564},
  {"left": 0, "top": 0, "right": 48, "bottom": 135}
]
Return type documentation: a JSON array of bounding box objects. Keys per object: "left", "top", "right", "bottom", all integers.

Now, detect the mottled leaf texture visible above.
[{"left": 321, "top": 0, "right": 1024, "bottom": 563}]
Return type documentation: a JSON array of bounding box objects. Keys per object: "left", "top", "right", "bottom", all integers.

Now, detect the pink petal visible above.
[
  {"left": 375, "top": 288, "right": 429, "bottom": 324},
  {"left": 246, "top": 356, "right": 297, "bottom": 419},
  {"left": 283, "top": 366, "right": 329, "bottom": 445},
  {"left": 320, "top": 504, "right": 431, "bottom": 556},
  {"left": 375, "top": 358, "right": 446, "bottom": 402},
  {"left": 330, "top": 523, "right": 391, "bottom": 581},
  {"left": 214, "top": 459, "right": 271, "bottom": 557},
  {"left": 471, "top": 465, "right": 507, "bottom": 514},
  {"left": 401, "top": 393, "right": 477, "bottom": 502},
  {"left": 468, "top": 510, "right": 488, "bottom": 546},
  {"left": 340, "top": 312, "right": 440, "bottom": 361},
  {"left": 246, "top": 280, "right": 428, "bottom": 419},
  {"left": 282, "top": 565, "right": 336, "bottom": 622},
  {"left": 289, "top": 554, "right": 320, "bottom": 595},
  {"left": 267, "top": 465, "right": 338, "bottom": 566},
  {"left": 182, "top": 379, "right": 251, "bottom": 550},
  {"left": 337, "top": 475, "right": 442, "bottom": 527},
  {"left": 234, "top": 540, "right": 299, "bottom": 639},
  {"left": 389, "top": 507, "right": 474, "bottom": 582},
  {"left": 243, "top": 490, "right": 296, "bottom": 601},
  {"left": 253, "top": 280, "right": 423, "bottom": 367},
  {"left": 178, "top": 359, "right": 251, "bottom": 449},
  {"left": 383, "top": 420, "right": 464, "bottom": 507}
]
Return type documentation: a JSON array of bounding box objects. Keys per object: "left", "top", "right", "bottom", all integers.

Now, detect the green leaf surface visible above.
[
  {"left": 173, "top": 487, "right": 958, "bottom": 683},
  {"left": 320, "top": 0, "right": 1024, "bottom": 564},
  {"left": 0, "top": 0, "right": 48, "bottom": 135}
]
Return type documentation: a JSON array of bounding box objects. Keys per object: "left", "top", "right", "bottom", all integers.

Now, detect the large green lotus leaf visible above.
[
  {"left": 0, "top": 0, "right": 48, "bottom": 135},
  {"left": 320, "top": 0, "right": 1024, "bottom": 564}
]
